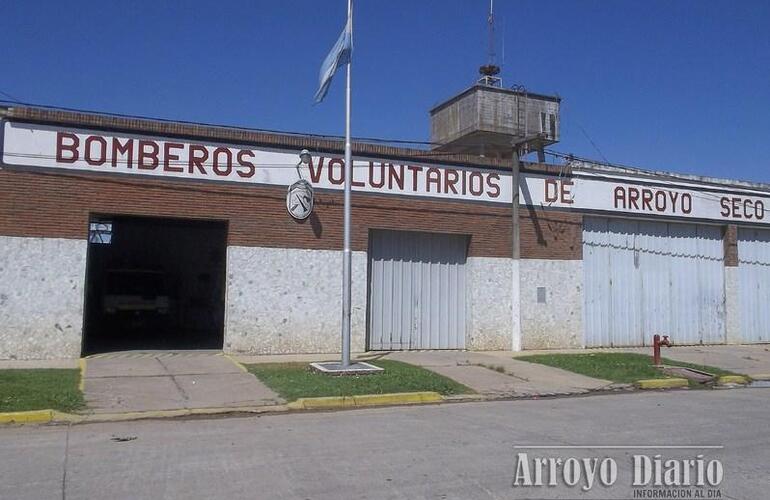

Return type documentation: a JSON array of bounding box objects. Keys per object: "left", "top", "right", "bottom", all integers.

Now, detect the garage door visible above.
[
  {"left": 83, "top": 215, "right": 227, "bottom": 355},
  {"left": 738, "top": 227, "right": 770, "bottom": 343},
  {"left": 583, "top": 217, "right": 725, "bottom": 347},
  {"left": 368, "top": 230, "right": 468, "bottom": 350}
]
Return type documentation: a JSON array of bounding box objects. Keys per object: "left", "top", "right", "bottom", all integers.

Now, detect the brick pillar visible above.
[{"left": 723, "top": 224, "right": 740, "bottom": 343}]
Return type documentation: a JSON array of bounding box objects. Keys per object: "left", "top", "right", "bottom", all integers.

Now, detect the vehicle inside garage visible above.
[{"left": 82, "top": 215, "right": 227, "bottom": 355}]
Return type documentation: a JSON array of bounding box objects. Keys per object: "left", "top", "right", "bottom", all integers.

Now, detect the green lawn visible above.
[
  {"left": 0, "top": 369, "right": 84, "bottom": 413},
  {"left": 516, "top": 352, "right": 738, "bottom": 386},
  {"left": 246, "top": 360, "right": 471, "bottom": 401}
]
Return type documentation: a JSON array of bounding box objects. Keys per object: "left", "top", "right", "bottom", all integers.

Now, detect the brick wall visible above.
[
  {"left": 724, "top": 224, "right": 738, "bottom": 266},
  {"left": 0, "top": 107, "right": 589, "bottom": 261},
  {"left": 520, "top": 205, "right": 583, "bottom": 260},
  {"left": 0, "top": 169, "right": 522, "bottom": 258}
]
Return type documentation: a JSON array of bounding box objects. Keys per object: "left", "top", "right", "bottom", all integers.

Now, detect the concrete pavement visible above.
[
  {"left": 622, "top": 344, "right": 770, "bottom": 379},
  {"left": 385, "top": 350, "right": 613, "bottom": 396},
  {"left": 1, "top": 389, "right": 767, "bottom": 500},
  {"left": 513, "top": 344, "right": 770, "bottom": 379},
  {"left": 82, "top": 351, "right": 283, "bottom": 413},
  {"left": 2, "top": 345, "right": 767, "bottom": 418},
  {"left": 238, "top": 350, "right": 614, "bottom": 397},
  {"left": 0, "top": 359, "right": 78, "bottom": 369}
]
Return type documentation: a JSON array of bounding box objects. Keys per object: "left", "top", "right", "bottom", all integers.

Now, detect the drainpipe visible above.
[{"left": 511, "top": 147, "right": 522, "bottom": 351}]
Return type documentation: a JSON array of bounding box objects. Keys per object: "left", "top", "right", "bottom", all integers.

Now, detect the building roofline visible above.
[
  {"left": 2, "top": 103, "right": 767, "bottom": 193},
  {"left": 0, "top": 104, "right": 511, "bottom": 170},
  {"left": 429, "top": 85, "right": 562, "bottom": 115},
  {"left": 572, "top": 161, "right": 770, "bottom": 195}
]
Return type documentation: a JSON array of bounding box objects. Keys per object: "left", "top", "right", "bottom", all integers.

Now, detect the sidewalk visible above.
[
  {"left": 3, "top": 345, "right": 765, "bottom": 423},
  {"left": 620, "top": 344, "right": 770, "bottom": 379},
  {"left": 235, "top": 351, "right": 614, "bottom": 397},
  {"left": 0, "top": 359, "right": 78, "bottom": 369},
  {"left": 383, "top": 351, "right": 613, "bottom": 397},
  {"left": 82, "top": 351, "right": 283, "bottom": 413},
  {"left": 514, "top": 344, "right": 770, "bottom": 379}
]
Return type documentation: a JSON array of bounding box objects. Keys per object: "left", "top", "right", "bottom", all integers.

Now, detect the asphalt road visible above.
[{"left": 1, "top": 389, "right": 767, "bottom": 500}]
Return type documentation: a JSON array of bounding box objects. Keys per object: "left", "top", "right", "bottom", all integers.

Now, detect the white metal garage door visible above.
[
  {"left": 583, "top": 217, "right": 726, "bottom": 347},
  {"left": 368, "top": 230, "right": 468, "bottom": 350},
  {"left": 738, "top": 227, "right": 770, "bottom": 343}
]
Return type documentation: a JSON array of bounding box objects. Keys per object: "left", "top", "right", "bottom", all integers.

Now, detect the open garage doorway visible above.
[{"left": 82, "top": 215, "right": 227, "bottom": 355}]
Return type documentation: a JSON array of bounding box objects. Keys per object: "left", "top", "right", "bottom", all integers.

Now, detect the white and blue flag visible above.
[{"left": 314, "top": 19, "right": 352, "bottom": 103}]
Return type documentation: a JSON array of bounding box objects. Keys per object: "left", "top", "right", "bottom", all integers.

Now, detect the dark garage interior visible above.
[{"left": 82, "top": 215, "right": 227, "bottom": 355}]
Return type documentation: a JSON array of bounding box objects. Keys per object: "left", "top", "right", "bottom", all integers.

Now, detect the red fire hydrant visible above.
[{"left": 653, "top": 334, "right": 671, "bottom": 366}]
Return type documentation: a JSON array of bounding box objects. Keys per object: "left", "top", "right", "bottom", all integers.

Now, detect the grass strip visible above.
[
  {"left": 0, "top": 369, "right": 84, "bottom": 413},
  {"left": 247, "top": 360, "right": 471, "bottom": 401},
  {"left": 516, "top": 352, "right": 738, "bottom": 387}
]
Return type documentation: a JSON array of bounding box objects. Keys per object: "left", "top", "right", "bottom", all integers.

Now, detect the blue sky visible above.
[{"left": 3, "top": 1, "right": 769, "bottom": 182}]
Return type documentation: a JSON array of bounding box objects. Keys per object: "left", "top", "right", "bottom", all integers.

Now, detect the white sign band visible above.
[{"left": 3, "top": 121, "right": 769, "bottom": 225}]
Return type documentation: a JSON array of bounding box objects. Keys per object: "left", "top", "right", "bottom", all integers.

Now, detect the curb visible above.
[
  {"left": 635, "top": 378, "right": 689, "bottom": 389},
  {"left": 287, "top": 391, "right": 443, "bottom": 410},
  {"left": 222, "top": 353, "right": 249, "bottom": 373},
  {"left": 78, "top": 358, "right": 87, "bottom": 392},
  {"left": 0, "top": 409, "right": 55, "bottom": 424},
  {"left": 749, "top": 373, "right": 770, "bottom": 381},
  {"left": 0, "top": 392, "right": 442, "bottom": 426},
  {"left": 4, "top": 375, "right": 757, "bottom": 426},
  {"left": 0, "top": 405, "right": 291, "bottom": 426},
  {"left": 68, "top": 405, "right": 290, "bottom": 424},
  {"left": 717, "top": 375, "right": 749, "bottom": 385}
]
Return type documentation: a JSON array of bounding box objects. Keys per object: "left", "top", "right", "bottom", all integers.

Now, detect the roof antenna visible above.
[{"left": 478, "top": 0, "right": 502, "bottom": 87}]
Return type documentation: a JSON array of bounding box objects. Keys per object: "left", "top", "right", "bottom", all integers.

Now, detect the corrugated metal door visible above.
[
  {"left": 584, "top": 217, "right": 725, "bottom": 347},
  {"left": 738, "top": 228, "right": 770, "bottom": 343},
  {"left": 368, "top": 230, "right": 468, "bottom": 350}
]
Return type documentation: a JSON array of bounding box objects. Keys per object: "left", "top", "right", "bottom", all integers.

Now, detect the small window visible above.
[
  {"left": 89, "top": 222, "right": 113, "bottom": 244},
  {"left": 540, "top": 112, "right": 547, "bottom": 133},
  {"left": 537, "top": 286, "right": 547, "bottom": 304},
  {"left": 549, "top": 113, "right": 557, "bottom": 138}
]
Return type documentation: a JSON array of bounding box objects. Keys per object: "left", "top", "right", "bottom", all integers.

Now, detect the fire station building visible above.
[{"left": 1, "top": 101, "right": 768, "bottom": 359}]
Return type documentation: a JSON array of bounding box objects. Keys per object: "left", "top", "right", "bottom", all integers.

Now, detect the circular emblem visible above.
[{"left": 286, "top": 179, "right": 314, "bottom": 220}]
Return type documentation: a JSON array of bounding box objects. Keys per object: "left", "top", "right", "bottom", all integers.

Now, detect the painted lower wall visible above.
[
  {"left": 226, "top": 249, "right": 516, "bottom": 354},
  {"left": 467, "top": 257, "right": 513, "bottom": 350},
  {"left": 1, "top": 236, "right": 759, "bottom": 360},
  {"left": 224, "top": 246, "right": 367, "bottom": 355},
  {"left": 0, "top": 236, "right": 86, "bottom": 359},
  {"left": 520, "top": 259, "right": 583, "bottom": 349}
]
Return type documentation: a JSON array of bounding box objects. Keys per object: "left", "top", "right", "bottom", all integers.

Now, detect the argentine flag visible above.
[{"left": 314, "top": 18, "right": 352, "bottom": 103}]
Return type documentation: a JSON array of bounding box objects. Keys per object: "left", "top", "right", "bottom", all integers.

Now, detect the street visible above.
[{"left": 1, "top": 389, "right": 767, "bottom": 500}]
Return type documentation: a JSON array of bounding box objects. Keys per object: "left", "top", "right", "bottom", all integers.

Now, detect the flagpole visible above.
[{"left": 341, "top": 0, "right": 353, "bottom": 368}]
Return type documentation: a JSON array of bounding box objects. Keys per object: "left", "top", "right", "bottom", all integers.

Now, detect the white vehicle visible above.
[{"left": 103, "top": 270, "right": 170, "bottom": 315}]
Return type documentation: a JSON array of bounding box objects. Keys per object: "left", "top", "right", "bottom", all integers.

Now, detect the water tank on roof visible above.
[{"left": 429, "top": 85, "right": 561, "bottom": 159}]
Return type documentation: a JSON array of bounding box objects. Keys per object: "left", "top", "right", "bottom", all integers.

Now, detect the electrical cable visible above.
[
  {"left": 0, "top": 91, "right": 23, "bottom": 103},
  {"left": 2, "top": 99, "right": 768, "bottom": 199}
]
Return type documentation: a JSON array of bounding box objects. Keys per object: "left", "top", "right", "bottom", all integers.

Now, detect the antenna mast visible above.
[{"left": 478, "top": 0, "right": 502, "bottom": 87}]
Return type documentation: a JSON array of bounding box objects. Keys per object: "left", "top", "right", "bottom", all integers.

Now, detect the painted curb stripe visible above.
[
  {"left": 717, "top": 375, "right": 749, "bottom": 385},
  {"left": 0, "top": 410, "right": 54, "bottom": 424},
  {"left": 222, "top": 353, "right": 249, "bottom": 373},
  {"left": 78, "top": 358, "right": 87, "bottom": 392},
  {"left": 288, "top": 391, "right": 443, "bottom": 410},
  {"left": 635, "top": 378, "right": 689, "bottom": 389}
]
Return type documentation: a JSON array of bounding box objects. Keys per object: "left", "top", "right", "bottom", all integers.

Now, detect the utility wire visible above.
[
  {"left": 2, "top": 151, "right": 760, "bottom": 205},
  {"left": 0, "top": 90, "right": 23, "bottom": 103},
  {"left": 573, "top": 120, "right": 610, "bottom": 165},
  {"left": 2, "top": 98, "right": 767, "bottom": 191},
  {"left": 0, "top": 98, "right": 436, "bottom": 147}
]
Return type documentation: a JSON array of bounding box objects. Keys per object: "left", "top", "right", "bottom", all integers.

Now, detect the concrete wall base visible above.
[
  {"left": 224, "top": 246, "right": 367, "bottom": 355},
  {"left": 467, "top": 257, "right": 513, "bottom": 350},
  {"left": 0, "top": 236, "right": 86, "bottom": 359},
  {"left": 520, "top": 259, "right": 583, "bottom": 350}
]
